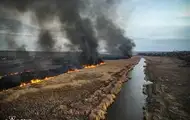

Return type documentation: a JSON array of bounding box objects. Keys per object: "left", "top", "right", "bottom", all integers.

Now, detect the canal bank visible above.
[
  {"left": 144, "top": 56, "right": 190, "bottom": 120},
  {"left": 106, "top": 58, "right": 146, "bottom": 120}
]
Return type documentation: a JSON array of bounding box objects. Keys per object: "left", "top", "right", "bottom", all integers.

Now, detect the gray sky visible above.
[{"left": 117, "top": 0, "right": 190, "bottom": 51}]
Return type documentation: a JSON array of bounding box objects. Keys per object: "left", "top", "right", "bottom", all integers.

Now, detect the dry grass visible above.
[{"left": 144, "top": 56, "right": 190, "bottom": 120}]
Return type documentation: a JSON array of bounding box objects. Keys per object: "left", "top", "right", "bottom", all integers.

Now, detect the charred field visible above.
[
  {"left": 0, "top": 51, "right": 80, "bottom": 90},
  {"left": 0, "top": 51, "right": 109, "bottom": 90}
]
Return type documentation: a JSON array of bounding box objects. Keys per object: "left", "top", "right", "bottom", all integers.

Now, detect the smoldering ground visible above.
[{"left": 0, "top": 0, "right": 135, "bottom": 64}]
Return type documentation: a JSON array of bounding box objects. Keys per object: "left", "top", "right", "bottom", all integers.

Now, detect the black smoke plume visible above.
[
  {"left": 96, "top": 16, "right": 135, "bottom": 57},
  {"left": 0, "top": 0, "right": 135, "bottom": 64},
  {"left": 38, "top": 30, "right": 55, "bottom": 51}
]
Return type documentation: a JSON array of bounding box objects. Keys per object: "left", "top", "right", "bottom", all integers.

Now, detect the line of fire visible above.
[{"left": 0, "top": 52, "right": 107, "bottom": 91}]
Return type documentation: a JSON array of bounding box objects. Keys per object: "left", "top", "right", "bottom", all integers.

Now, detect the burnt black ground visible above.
[
  {"left": 0, "top": 51, "right": 83, "bottom": 90},
  {"left": 0, "top": 51, "right": 129, "bottom": 90}
]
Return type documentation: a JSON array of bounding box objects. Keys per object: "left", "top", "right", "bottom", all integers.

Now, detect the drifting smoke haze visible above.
[{"left": 0, "top": 0, "right": 135, "bottom": 63}]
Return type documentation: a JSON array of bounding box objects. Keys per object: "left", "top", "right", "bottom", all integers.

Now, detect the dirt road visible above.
[
  {"left": 0, "top": 57, "right": 140, "bottom": 120},
  {"left": 145, "top": 56, "right": 190, "bottom": 120}
]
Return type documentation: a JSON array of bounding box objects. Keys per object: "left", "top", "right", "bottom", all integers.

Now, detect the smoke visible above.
[
  {"left": 0, "top": 0, "right": 135, "bottom": 63},
  {"left": 38, "top": 29, "right": 55, "bottom": 51},
  {"left": 96, "top": 16, "right": 135, "bottom": 57}
]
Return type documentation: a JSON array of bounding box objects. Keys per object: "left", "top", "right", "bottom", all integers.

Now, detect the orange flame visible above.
[
  {"left": 83, "top": 65, "right": 96, "bottom": 69},
  {"left": 67, "top": 69, "right": 80, "bottom": 73},
  {"left": 31, "top": 79, "right": 42, "bottom": 84},
  {"left": 83, "top": 62, "right": 105, "bottom": 69},
  {"left": 20, "top": 83, "right": 28, "bottom": 87},
  {"left": 99, "top": 62, "right": 106, "bottom": 65},
  {"left": 19, "top": 62, "right": 105, "bottom": 87},
  {"left": 20, "top": 76, "right": 54, "bottom": 87}
]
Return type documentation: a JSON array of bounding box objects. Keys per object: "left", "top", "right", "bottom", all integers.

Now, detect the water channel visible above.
[{"left": 106, "top": 58, "right": 147, "bottom": 120}]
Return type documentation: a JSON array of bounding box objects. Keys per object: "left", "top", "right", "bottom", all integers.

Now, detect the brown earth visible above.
[
  {"left": 0, "top": 56, "right": 140, "bottom": 120},
  {"left": 144, "top": 56, "right": 190, "bottom": 120}
]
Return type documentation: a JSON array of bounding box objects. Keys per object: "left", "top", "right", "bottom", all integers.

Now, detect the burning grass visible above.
[
  {"left": 19, "top": 62, "right": 106, "bottom": 88},
  {"left": 19, "top": 76, "right": 54, "bottom": 87},
  {"left": 83, "top": 62, "right": 106, "bottom": 69},
  {"left": 67, "top": 69, "right": 80, "bottom": 73}
]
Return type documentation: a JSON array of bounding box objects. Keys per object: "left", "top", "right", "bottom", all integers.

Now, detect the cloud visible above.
[
  {"left": 176, "top": 8, "right": 190, "bottom": 18},
  {"left": 179, "top": 11, "right": 190, "bottom": 18}
]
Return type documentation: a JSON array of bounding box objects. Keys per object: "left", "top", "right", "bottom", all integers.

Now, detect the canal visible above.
[{"left": 106, "top": 58, "right": 146, "bottom": 120}]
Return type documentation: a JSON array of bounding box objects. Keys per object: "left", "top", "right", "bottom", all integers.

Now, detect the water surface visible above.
[{"left": 106, "top": 58, "right": 146, "bottom": 120}]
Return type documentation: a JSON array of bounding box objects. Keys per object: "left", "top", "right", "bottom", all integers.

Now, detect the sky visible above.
[
  {"left": 117, "top": 0, "right": 190, "bottom": 51},
  {"left": 1, "top": 0, "right": 190, "bottom": 52}
]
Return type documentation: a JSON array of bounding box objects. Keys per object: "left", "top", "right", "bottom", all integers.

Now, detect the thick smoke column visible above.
[
  {"left": 64, "top": 18, "right": 99, "bottom": 64},
  {"left": 38, "top": 30, "right": 55, "bottom": 51},
  {"left": 0, "top": 0, "right": 135, "bottom": 64},
  {"left": 96, "top": 16, "right": 135, "bottom": 57}
]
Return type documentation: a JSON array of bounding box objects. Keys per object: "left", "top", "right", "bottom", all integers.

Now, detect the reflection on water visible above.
[{"left": 106, "top": 58, "right": 146, "bottom": 120}]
